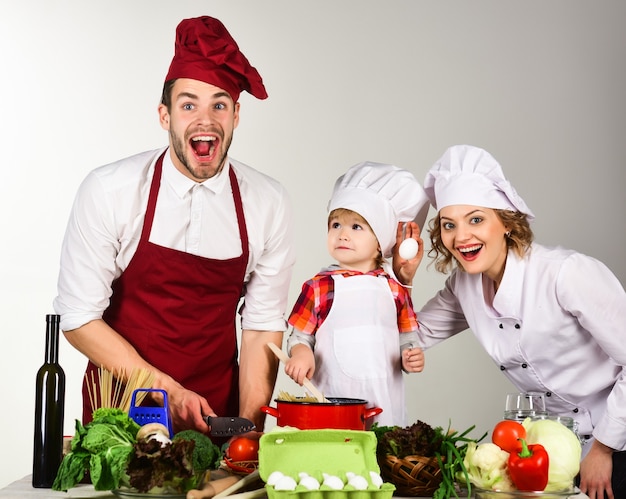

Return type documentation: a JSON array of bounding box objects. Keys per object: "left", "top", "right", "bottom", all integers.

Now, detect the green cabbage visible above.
[{"left": 522, "top": 418, "right": 581, "bottom": 491}]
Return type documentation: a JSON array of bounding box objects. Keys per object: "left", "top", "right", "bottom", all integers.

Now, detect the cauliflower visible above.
[{"left": 460, "top": 442, "right": 514, "bottom": 491}]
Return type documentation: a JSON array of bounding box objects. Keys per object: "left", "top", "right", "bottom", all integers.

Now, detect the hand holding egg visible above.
[{"left": 398, "top": 238, "right": 419, "bottom": 260}]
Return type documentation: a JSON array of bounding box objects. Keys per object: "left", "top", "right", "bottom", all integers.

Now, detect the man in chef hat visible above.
[
  {"left": 54, "top": 16, "right": 295, "bottom": 437},
  {"left": 396, "top": 144, "right": 626, "bottom": 497},
  {"left": 283, "top": 161, "right": 430, "bottom": 427}
]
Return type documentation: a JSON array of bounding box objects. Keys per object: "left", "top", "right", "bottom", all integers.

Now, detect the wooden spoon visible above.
[{"left": 267, "top": 342, "right": 330, "bottom": 403}]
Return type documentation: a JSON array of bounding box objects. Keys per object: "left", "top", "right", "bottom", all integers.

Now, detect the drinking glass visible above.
[{"left": 504, "top": 392, "right": 548, "bottom": 421}]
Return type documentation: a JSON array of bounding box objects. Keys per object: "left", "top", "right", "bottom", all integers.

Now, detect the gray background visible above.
[{"left": 1, "top": 0, "right": 624, "bottom": 488}]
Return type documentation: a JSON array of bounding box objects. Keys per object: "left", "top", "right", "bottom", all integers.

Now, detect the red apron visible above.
[{"left": 82, "top": 151, "right": 249, "bottom": 425}]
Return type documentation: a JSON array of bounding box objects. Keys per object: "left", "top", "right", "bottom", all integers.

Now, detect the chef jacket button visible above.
[
  {"left": 514, "top": 324, "right": 521, "bottom": 329},
  {"left": 499, "top": 323, "right": 503, "bottom": 329},
  {"left": 521, "top": 363, "right": 528, "bottom": 368},
  {"left": 573, "top": 408, "right": 579, "bottom": 413},
  {"left": 500, "top": 365, "right": 506, "bottom": 370},
  {"left": 546, "top": 392, "right": 552, "bottom": 397}
]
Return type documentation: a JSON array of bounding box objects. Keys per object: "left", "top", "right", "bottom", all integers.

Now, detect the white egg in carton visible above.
[
  {"left": 259, "top": 429, "right": 395, "bottom": 499},
  {"left": 266, "top": 470, "right": 384, "bottom": 492}
]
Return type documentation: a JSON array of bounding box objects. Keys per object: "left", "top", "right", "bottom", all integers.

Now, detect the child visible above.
[{"left": 285, "top": 161, "right": 430, "bottom": 426}]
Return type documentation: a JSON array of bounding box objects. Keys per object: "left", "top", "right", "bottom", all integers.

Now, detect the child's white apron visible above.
[{"left": 313, "top": 273, "right": 405, "bottom": 426}]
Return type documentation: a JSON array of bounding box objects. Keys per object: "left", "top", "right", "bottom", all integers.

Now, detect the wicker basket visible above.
[{"left": 378, "top": 454, "right": 443, "bottom": 496}]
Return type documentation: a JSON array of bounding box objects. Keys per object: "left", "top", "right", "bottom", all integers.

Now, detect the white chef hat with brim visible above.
[
  {"left": 328, "top": 161, "right": 431, "bottom": 259},
  {"left": 423, "top": 145, "right": 535, "bottom": 220}
]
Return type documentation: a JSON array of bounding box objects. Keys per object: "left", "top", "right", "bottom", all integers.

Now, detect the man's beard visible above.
[{"left": 170, "top": 129, "right": 232, "bottom": 181}]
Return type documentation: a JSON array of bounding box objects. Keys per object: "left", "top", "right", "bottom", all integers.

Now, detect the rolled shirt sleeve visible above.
[{"left": 54, "top": 150, "right": 295, "bottom": 334}]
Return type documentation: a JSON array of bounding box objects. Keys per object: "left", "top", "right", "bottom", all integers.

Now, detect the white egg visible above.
[
  {"left": 322, "top": 473, "right": 344, "bottom": 490},
  {"left": 274, "top": 475, "right": 298, "bottom": 491},
  {"left": 369, "top": 471, "right": 383, "bottom": 489},
  {"left": 346, "top": 473, "right": 368, "bottom": 490},
  {"left": 398, "top": 238, "right": 419, "bottom": 260},
  {"left": 299, "top": 475, "right": 321, "bottom": 490},
  {"left": 266, "top": 471, "right": 285, "bottom": 486}
]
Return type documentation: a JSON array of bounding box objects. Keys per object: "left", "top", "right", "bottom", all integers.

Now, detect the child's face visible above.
[{"left": 327, "top": 211, "right": 380, "bottom": 272}]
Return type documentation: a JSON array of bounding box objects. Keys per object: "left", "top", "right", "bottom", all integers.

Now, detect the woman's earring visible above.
[{"left": 505, "top": 231, "right": 511, "bottom": 238}]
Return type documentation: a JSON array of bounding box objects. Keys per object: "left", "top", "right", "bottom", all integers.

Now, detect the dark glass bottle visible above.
[{"left": 32, "top": 314, "right": 66, "bottom": 488}]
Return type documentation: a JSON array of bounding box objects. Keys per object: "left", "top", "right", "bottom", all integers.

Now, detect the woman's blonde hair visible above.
[
  {"left": 328, "top": 208, "right": 384, "bottom": 268},
  {"left": 427, "top": 209, "right": 534, "bottom": 274}
]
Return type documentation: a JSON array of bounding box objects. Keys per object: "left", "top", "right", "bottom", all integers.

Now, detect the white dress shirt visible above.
[
  {"left": 54, "top": 147, "right": 295, "bottom": 334},
  {"left": 417, "top": 244, "right": 626, "bottom": 453}
]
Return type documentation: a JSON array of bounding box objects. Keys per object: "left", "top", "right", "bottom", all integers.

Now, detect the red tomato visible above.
[
  {"left": 492, "top": 420, "right": 527, "bottom": 453},
  {"left": 228, "top": 437, "right": 259, "bottom": 461}
]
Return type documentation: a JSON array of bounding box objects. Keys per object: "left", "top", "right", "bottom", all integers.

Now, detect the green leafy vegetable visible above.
[
  {"left": 52, "top": 408, "right": 140, "bottom": 491},
  {"left": 433, "top": 422, "right": 487, "bottom": 499},
  {"left": 173, "top": 429, "right": 222, "bottom": 472},
  {"left": 373, "top": 421, "right": 441, "bottom": 457},
  {"left": 372, "top": 420, "right": 486, "bottom": 499},
  {"left": 126, "top": 437, "right": 198, "bottom": 493}
]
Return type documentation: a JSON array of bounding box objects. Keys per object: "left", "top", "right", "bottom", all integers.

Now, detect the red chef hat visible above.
[{"left": 165, "top": 16, "right": 268, "bottom": 102}]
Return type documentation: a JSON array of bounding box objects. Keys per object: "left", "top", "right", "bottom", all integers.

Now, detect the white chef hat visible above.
[
  {"left": 424, "top": 145, "right": 534, "bottom": 220},
  {"left": 328, "top": 161, "right": 431, "bottom": 258}
]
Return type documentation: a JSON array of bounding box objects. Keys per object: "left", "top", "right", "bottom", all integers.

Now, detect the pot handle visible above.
[
  {"left": 260, "top": 405, "right": 279, "bottom": 418},
  {"left": 364, "top": 406, "right": 383, "bottom": 420}
]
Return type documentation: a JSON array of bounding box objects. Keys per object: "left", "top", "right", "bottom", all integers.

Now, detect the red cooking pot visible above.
[{"left": 260, "top": 397, "right": 383, "bottom": 430}]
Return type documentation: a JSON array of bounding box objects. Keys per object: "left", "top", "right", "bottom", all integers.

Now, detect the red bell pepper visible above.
[{"left": 508, "top": 438, "right": 550, "bottom": 491}]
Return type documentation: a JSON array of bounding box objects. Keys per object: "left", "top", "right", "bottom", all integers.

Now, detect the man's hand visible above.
[
  {"left": 579, "top": 439, "right": 614, "bottom": 499},
  {"left": 64, "top": 319, "right": 214, "bottom": 435},
  {"left": 154, "top": 376, "right": 214, "bottom": 434}
]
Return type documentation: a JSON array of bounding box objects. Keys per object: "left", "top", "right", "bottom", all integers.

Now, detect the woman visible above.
[{"left": 395, "top": 145, "right": 626, "bottom": 499}]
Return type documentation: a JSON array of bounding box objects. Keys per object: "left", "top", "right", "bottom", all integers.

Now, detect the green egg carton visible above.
[{"left": 259, "top": 429, "right": 395, "bottom": 499}]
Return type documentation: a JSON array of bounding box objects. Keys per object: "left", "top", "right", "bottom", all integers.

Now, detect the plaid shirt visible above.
[{"left": 287, "top": 266, "right": 418, "bottom": 335}]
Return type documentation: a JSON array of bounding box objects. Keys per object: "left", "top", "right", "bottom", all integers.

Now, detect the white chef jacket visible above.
[
  {"left": 417, "top": 244, "right": 626, "bottom": 453},
  {"left": 54, "top": 147, "right": 295, "bottom": 334}
]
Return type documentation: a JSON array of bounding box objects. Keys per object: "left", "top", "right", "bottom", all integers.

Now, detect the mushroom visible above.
[{"left": 136, "top": 422, "right": 171, "bottom": 446}]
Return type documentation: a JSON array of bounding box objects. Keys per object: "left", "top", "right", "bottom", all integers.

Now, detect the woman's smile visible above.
[{"left": 456, "top": 243, "right": 483, "bottom": 261}]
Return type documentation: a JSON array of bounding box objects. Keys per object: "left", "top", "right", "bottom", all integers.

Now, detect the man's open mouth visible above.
[{"left": 190, "top": 135, "right": 217, "bottom": 159}]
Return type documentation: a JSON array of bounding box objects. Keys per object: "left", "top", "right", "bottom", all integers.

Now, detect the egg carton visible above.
[{"left": 259, "top": 429, "right": 395, "bottom": 499}]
